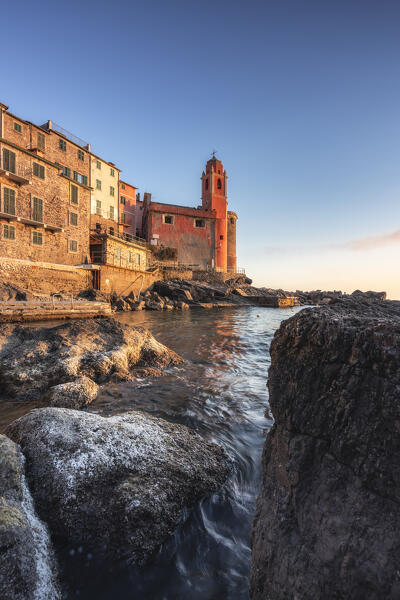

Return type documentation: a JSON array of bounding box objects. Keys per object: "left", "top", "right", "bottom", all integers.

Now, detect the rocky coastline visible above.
[{"left": 251, "top": 297, "right": 400, "bottom": 599}]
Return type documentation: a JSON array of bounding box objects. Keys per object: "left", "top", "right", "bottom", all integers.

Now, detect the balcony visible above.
[{"left": 0, "top": 163, "right": 32, "bottom": 185}]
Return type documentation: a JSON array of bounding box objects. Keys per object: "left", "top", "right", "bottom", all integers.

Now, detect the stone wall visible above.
[
  {"left": 0, "top": 257, "right": 90, "bottom": 295},
  {"left": 98, "top": 265, "right": 158, "bottom": 296}
]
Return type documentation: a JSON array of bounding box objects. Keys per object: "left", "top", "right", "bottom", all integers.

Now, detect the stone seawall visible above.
[{"left": 0, "top": 257, "right": 90, "bottom": 296}]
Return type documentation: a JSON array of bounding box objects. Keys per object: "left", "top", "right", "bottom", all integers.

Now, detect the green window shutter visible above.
[
  {"left": 14, "top": 122, "right": 22, "bottom": 133},
  {"left": 71, "top": 185, "right": 78, "bottom": 204},
  {"left": 37, "top": 132, "right": 45, "bottom": 151},
  {"left": 3, "top": 149, "right": 16, "bottom": 173},
  {"left": 109, "top": 206, "right": 114, "bottom": 219},
  {"left": 32, "top": 231, "right": 43, "bottom": 245},
  {"left": 82, "top": 175, "right": 88, "bottom": 186},
  {"left": 33, "top": 197, "right": 43, "bottom": 222},
  {"left": 3, "top": 188, "right": 16, "bottom": 215},
  {"left": 70, "top": 212, "right": 78, "bottom": 226},
  {"left": 73, "top": 171, "right": 78, "bottom": 182}
]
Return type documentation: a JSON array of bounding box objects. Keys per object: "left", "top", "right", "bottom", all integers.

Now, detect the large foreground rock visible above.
[
  {"left": 251, "top": 298, "right": 400, "bottom": 600},
  {"left": 0, "top": 317, "right": 183, "bottom": 399},
  {"left": 0, "top": 435, "right": 60, "bottom": 599},
  {"left": 6, "top": 407, "right": 231, "bottom": 565}
]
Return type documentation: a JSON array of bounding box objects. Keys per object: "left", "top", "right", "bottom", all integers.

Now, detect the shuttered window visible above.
[
  {"left": 120, "top": 196, "right": 126, "bottom": 205},
  {"left": 14, "top": 122, "right": 22, "bottom": 133},
  {"left": 3, "top": 224, "right": 16, "bottom": 240},
  {"left": 109, "top": 206, "right": 114, "bottom": 220},
  {"left": 70, "top": 212, "right": 78, "bottom": 226},
  {"left": 121, "top": 213, "right": 126, "bottom": 224},
  {"left": 33, "top": 197, "right": 43, "bottom": 222},
  {"left": 62, "top": 166, "right": 71, "bottom": 178},
  {"left": 71, "top": 185, "right": 78, "bottom": 205},
  {"left": 96, "top": 200, "right": 101, "bottom": 215},
  {"left": 3, "top": 188, "right": 16, "bottom": 215},
  {"left": 33, "top": 162, "right": 45, "bottom": 179},
  {"left": 77, "top": 149, "right": 84, "bottom": 161},
  {"left": 110, "top": 186, "right": 115, "bottom": 196},
  {"left": 59, "top": 139, "right": 67, "bottom": 151},
  {"left": 37, "top": 132, "right": 45, "bottom": 151},
  {"left": 69, "top": 240, "right": 78, "bottom": 252},
  {"left": 32, "top": 231, "right": 43, "bottom": 246},
  {"left": 3, "top": 149, "right": 16, "bottom": 173}
]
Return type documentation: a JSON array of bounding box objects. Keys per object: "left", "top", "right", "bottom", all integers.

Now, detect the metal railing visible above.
[
  {"left": 51, "top": 122, "right": 89, "bottom": 149},
  {"left": 91, "top": 226, "right": 148, "bottom": 248}
]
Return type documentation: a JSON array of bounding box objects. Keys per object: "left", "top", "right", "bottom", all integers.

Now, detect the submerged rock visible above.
[
  {"left": 6, "top": 407, "right": 231, "bottom": 565},
  {"left": 0, "top": 317, "right": 183, "bottom": 399},
  {"left": 41, "top": 376, "right": 99, "bottom": 409},
  {"left": 251, "top": 298, "right": 400, "bottom": 599},
  {"left": 0, "top": 435, "right": 60, "bottom": 600}
]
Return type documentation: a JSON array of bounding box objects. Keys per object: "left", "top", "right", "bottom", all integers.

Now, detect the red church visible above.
[{"left": 140, "top": 156, "right": 237, "bottom": 272}]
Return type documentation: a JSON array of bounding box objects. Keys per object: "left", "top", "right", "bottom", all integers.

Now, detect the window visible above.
[
  {"left": 70, "top": 212, "right": 78, "bottom": 226},
  {"left": 109, "top": 227, "right": 115, "bottom": 236},
  {"left": 96, "top": 160, "right": 101, "bottom": 169},
  {"left": 230, "top": 218, "right": 235, "bottom": 225},
  {"left": 115, "top": 248, "right": 121, "bottom": 260},
  {"left": 205, "top": 179, "right": 208, "bottom": 190},
  {"left": 37, "top": 132, "right": 45, "bottom": 151},
  {"left": 163, "top": 215, "right": 174, "bottom": 225},
  {"left": 220, "top": 235, "right": 224, "bottom": 240},
  {"left": 33, "top": 197, "right": 43, "bottom": 222},
  {"left": 14, "top": 122, "right": 22, "bottom": 133},
  {"left": 96, "top": 179, "right": 102, "bottom": 190},
  {"left": 62, "top": 166, "right": 71, "bottom": 178},
  {"left": 3, "top": 188, "right": 16, "bottom": 215},
  {"left": 121, "top": 213, "right": 126, "bottom": 224},
  {"left": 195, "top": 219, "right": 205, "bottom": 228},
  {"left": 109, "top": 206, "right": 114, "bottom": 220},
  {"left": 120, "top": 196, "right": 126, "bottom": 205},
  {"left": 110, "top": 186, "right": 115, "bottom": 196},
  {"left": 128, "top": 251, "right": 133, "bottom": 262},
  {"left": 3, "top": 149, "right": 16, "bottom": 173},
  {"left": 135, "top": 253, "right": 141, "bottom": 266},
  {"left": 110, "top": 168, "right": 115, "bottom": 177},
  {"left": 77, "top": 149, "right": 84, "bottom": 161},
  {"left": 96, "top": 200, "right": 102, "bottom": 215},
  {"left": 71, "top": 185, "right": 78, "bottom": 205},
  {"left": 73, "top": 171, "right": 88, "bottom": 186},
  {"left": 217, "top": 179, "right": 222, "bottom": 190},
  {"left": 3, "top": 224, "right": 15, "bottom": 240},
  {"left": 69, "top": 239, "right": 78, "bottom": 253},
  {"left": 121, "top": 183, "right": 125, "bottom": 190},
  {"left": 59, "top": 139, "right": 67, "bottom": 151},
  {"left": 32, "top": 230, "right": 43, "bottom": 246},
  {"left": 33, "top": 162, "right": 45, "bottom": 179},
  {"left": 95, "top": 222, "right": 101, "bottom": 231}
]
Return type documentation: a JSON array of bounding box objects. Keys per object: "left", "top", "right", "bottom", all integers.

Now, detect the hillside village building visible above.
[
  {"left": 0, "top": 103, "right": 91, "bottom": 265},
  {"left": 0, "top": 101, "right": 239, "bottom": 295}
]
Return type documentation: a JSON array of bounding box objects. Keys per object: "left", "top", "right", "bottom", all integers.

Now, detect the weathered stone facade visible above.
[{"left": 0, "top": 104, "right": 91, "bottom": 265}]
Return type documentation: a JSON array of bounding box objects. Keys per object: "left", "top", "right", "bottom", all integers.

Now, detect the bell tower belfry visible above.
[{"left": 201, "top": 154, "right": 228, "bottom": 271}]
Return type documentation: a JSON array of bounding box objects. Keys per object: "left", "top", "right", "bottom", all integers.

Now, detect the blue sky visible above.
[{"left": 3, "top": 0, "right": 400, "bottom": 296}]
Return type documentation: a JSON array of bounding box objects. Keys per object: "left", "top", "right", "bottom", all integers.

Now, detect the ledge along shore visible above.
[
  {"left": 251, "top": 295, "right": 400, "bottom": 600},
  {"left": 0, "top": 271, "right": 387, "bottom": 322}
]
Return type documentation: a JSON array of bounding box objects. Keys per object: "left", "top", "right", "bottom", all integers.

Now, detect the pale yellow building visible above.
[{"left": 89, "top": 153, "right": 120, "bottom": 235}]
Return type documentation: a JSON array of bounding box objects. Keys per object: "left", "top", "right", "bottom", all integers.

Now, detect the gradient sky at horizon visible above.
[{"left": 3, "top": 0, "right": 400, "bottom": 297}]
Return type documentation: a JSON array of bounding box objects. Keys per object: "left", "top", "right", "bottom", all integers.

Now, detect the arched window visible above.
[
  {"left": 217, "top": 179, "right": 222, "bottom": 190},
  {"left": 205, "top": 178, "right": 208, "bottom": 190}
]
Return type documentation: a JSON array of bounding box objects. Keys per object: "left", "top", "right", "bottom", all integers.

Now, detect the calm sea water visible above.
[{"left": 1, "top": 305, "right": 302, "bottom": 599}]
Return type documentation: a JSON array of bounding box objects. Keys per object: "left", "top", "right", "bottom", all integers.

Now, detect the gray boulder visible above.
[
  {"left": 0, "top": 435, "right": 60, "bottom": 600},
  {"left": 0, "top": 317, "right": 183, "bottom": 399},
  {"left": 251, "top": 298, "right": 400, "bottom": 599},
  {"left": 6, "top": 407, "right": 231, "bottom": 565},
  {"left": 41, "top": 376, "right": 99, "bottom": 409}
]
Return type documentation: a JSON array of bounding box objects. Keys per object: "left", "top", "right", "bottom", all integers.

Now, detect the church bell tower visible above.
[{"left": 201, "top": 154, "right": 228, "bottom": 271}]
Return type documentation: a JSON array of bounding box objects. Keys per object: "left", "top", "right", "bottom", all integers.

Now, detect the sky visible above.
[{"left": 3, "top": 0, "right": 400, "bottom": 298}]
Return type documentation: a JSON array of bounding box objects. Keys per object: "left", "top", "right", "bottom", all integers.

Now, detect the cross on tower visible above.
[{"left": 211, "top": 149, "right": 218, "bottom": 159}]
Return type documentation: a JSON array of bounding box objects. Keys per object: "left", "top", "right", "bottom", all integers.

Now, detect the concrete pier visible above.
[{"left": 0, "top": 300, "right": 112, "bottom": 323}]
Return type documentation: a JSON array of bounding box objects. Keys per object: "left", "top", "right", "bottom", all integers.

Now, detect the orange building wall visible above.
[{"left": 119, "top": 180, "right": 137, "bottom": 236}]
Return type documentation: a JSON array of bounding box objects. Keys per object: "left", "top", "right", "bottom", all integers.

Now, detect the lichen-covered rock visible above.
[
  {"left": 0, "top": 317, "right": 183, "bottom": 399},
  {"left": 6, "top": 407, "right": 231, "bottom": 565},
  {"left": 0, "top": 435, "right": 60, "bottom": 600},
  {"left": 251, "top": 298, "right": 400, "bottom": 600},
  {"left": 41, "top": 376, "right": 99, "bottom": 409}
]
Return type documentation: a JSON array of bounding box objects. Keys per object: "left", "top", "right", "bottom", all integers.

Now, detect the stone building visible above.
[
  {"left": 141, "top": 156, "right": 237, "bottom": 272},
  {"left": 0, "top": 103, "right": 91, "bottom": 265}
]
